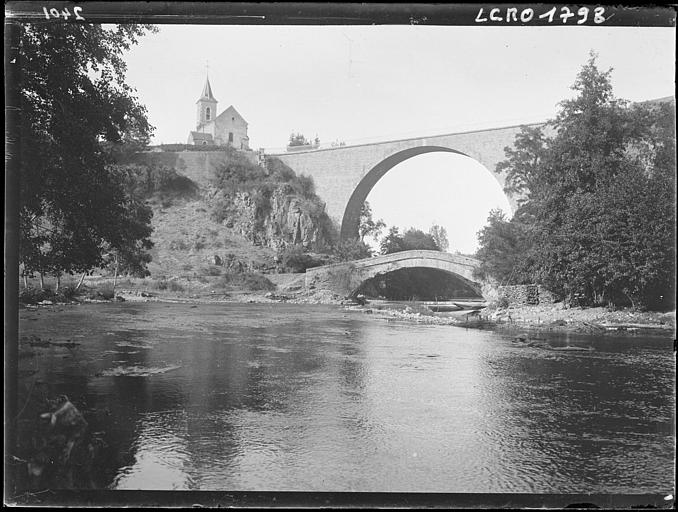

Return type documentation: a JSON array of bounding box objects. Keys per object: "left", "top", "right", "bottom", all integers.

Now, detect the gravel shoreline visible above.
[
  {"left": 346, "top": 302, "right": 676, "bottom": 336},
  {"left": 21, "top": 288, "right": 676, "bottom": 337}
]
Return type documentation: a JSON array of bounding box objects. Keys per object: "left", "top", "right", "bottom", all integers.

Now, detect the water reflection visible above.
[
  {"left": 16, "top": 302, "right": 675, "bottom": 493},
  {"left": 114, "top": 410, "right": 195, "bottom": 490}
]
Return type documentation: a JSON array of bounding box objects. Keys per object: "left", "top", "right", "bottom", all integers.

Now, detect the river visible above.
[{"left": 16, "top": 302, "right": 675, "bottom": 493}]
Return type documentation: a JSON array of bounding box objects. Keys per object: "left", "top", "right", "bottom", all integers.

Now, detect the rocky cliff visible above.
[
  {"left": 213, "top": 185, "right": 330, "bottom": 251},
  {"left": 134, "top": 149, "right": 335, "bottom": 276}
]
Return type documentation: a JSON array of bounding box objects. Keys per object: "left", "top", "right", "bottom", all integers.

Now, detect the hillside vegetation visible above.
[
  {"left": 133, "top": 147, "right": 337, "bottom": 279},
  {"left": 209, "top": 150, "right": 336, "bottom": 251}
]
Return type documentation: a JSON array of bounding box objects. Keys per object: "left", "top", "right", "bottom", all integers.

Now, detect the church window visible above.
[
  {"left": 206, "top": 107, "right": 211, "bottom": 121},
  {"left": 228, "top": 132, "right": 234, "bottom": 143}
]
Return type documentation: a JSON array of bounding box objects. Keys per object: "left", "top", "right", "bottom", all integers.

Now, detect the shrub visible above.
[
  {"left": 169, "top": 240, "right": 189, "bottom": 251},
  {"left": 205, "top": 266, "right": 222, "bottom": 276},
  {"left": 95, "top": 284, "right": 115, "bottom": 300},
  {"left": 212, "top": 157, "right": 267, "bottom": 191},
  {"left": 19, "top": 287, "right": 52, "bottom": 304},
  {"left": 55, "top": 285, "right": 78, "bottom": 302},
  {"left": 217, "top": 273, "right": 276, "bottom": 291},
  {"left": 168, "top": 281, "right": 184, "bottom": 292},
  {"left": 334, "top": 239, "right": 372, "bottom": 262},
  {"left": 280, "top": 245, "right": 316, "bottom": 273},
  {"left": 267, "top": 157, "right": 296, "bottom": 181}
]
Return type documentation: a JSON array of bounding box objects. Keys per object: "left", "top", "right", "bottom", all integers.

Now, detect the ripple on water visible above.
[
  {"left": 100, "top": 364, "right": 181, "bottom": 377},
  {"left": 18, "top": 303, "right": 675, "bottom": 493}
]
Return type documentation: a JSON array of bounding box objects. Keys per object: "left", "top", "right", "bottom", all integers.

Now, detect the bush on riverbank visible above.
[
  {"left": 279, "top": 245, "right": 326, "bottom": 273},
  {"left": 151, "top": 279, "right": 185, "bottom": 292},
  {"left": 19, "top": 285, "right": 83, "bottom": 304},
  {"left": 216, "top": 273, "right": 276, "bottom": 292},
  {"left": 86, "top": 284, "right": 115, "bottom": 300}
]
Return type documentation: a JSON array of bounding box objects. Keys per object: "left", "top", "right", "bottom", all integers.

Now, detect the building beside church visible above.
[{"left": 187, "top": 76, "right": 250, "bottom": 149}]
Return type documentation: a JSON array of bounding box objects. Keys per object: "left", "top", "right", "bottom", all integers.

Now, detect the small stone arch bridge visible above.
[{"left": 305, "top": 250, "right": 483, "bottom": 298}]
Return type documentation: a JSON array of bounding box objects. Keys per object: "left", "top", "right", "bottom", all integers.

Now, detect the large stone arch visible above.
[
  {"left": 270, "top": 123, "right": 538, "bottom": 237},
  {"left": 339, "top": 146, "right": 515, "bottom": 241}
]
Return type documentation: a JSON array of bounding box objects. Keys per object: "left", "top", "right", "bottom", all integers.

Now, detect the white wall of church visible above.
[{"left": 214, "top": 114, "right": 249, "bottom": 149}]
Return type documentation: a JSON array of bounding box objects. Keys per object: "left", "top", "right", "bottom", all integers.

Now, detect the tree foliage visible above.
[
  {"left": 474, "top": 209, "right": 532, "bottom": 284},
  {"left": 380, "top": 226, "right": 441, "bottom": 255},
  {"left": 428, "top": 224, "right": 449, "bottom": 252},
  {"left": 288, "top": 133, "right": 319, "bottom": 147},
  {"left": 380, "top": 227, "right": 406, "bottom": 255},
  {"left": 476, "top": 52, "right": 676, "bottom": 309},
  {"left": 19, "top": 23, "right": 157, "bottom": 280},
  {"left": 358, "top": 201, "right": 386, "bottom": 243},
  {"left": 334, "top": 238, "right": 372, "bottom": 262}
]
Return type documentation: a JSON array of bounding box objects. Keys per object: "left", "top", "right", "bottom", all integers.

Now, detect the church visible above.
[{"left": 187, "top": 76, "right": 250, "bottom": 149}]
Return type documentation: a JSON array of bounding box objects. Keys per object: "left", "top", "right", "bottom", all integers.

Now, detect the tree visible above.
[
  {"left": 288, "top": 133, "right": 310, "bottom": 147},
  {"left": 428, "top": 224, "right": 449, "bottom": 252},
  {"left": 402, "top": 228, "right": 440, "bottom": 251},
  {"left": 359, "top": 201, "right": 386, "bottom": 243},
  {"left": 380, "top": 227, "right": 406, "bottom": 255},
  {"left": 19, "top": 23, "right": 156, "bottom": 283},
  {"left": 380, "top": 226, "right": 441, "bottom": 254},
  {"left": 478, "top": 52, "right": 676, "bottom": 309},
  {"left": 473, "top": 209, "right": 532, "bottom": 284},
  {"left": 334, "top": 238, "right": 372, "bottom": 261}
]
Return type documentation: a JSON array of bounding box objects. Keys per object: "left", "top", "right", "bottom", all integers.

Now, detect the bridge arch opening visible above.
[
  {"left": 353, "top": 267, "right": 483, "bottom": 301},
  {"left": 339, "top": 147, "right": 513, "bottom": 245}
]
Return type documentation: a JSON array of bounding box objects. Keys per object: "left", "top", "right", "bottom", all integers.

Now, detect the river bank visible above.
[
  {"left": 350, "top": 301, "right": 676, "bottom": 337},
  {"left": 19, "top": 287, "right": 675, "bottom": 339}
]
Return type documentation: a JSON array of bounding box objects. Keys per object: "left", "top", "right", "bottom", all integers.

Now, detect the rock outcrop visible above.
[{"left": 213, "top": 185, "right": 330, "bottom": 252}]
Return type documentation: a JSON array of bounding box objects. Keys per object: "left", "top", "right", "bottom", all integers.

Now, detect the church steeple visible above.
[
  {"left": 196, "top": 75, "right": 218, "bottom": 127},
  {"left": 198, "top": 75, "right": 217, "bottom": 102}
]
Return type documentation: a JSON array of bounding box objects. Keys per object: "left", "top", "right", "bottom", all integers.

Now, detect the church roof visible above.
[
  {"left": 197, "top": 76, "right": 217, "bottom": 103},
  {"left": 215, "top": 105, "right": 248, "bottom": 124},
  {"left": 189, "top": 131, "right": 213, "bottom": 141}
]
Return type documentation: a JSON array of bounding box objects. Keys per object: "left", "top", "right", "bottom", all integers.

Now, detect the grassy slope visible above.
[
  {"left": 20, "top": 151, "right": 313, "bottom": 301},
  {"left": 145, "top": 194, "right": 277, "bottom": 279}
]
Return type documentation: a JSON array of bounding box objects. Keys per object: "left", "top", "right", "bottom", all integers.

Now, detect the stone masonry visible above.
[
  {"left": 271, "top": 123, "right": 545, "bottom": 239},
  {"left": 497, "top": 284, "right": 557, "bottom": 306},
  {"left": 305, "top": 250, "right": 482, "bottom": 298}
]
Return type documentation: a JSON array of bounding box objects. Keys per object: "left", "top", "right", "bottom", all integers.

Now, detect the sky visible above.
[{"left": 122, "top": 23, "right": 675, "bottom": 253}]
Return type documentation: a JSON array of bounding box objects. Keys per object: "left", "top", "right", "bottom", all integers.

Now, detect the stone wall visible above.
[
  {"left": 133, "top": 150, "right": 258, "bottom": 187},
  {"left": 498, "top": 284, "right": 557, "bottom": 306}
]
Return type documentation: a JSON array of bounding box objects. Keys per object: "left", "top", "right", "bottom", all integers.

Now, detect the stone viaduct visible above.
[
  {"left": 269, "top": 123, "right": 543, "bottom": 240},
  {"left": 305, "top": 250, "right": 482, "bottom": 298}
]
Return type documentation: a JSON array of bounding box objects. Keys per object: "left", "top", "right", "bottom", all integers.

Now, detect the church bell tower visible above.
[{"left": 196, "top": 75, "right": 217, "bottom": 127}]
